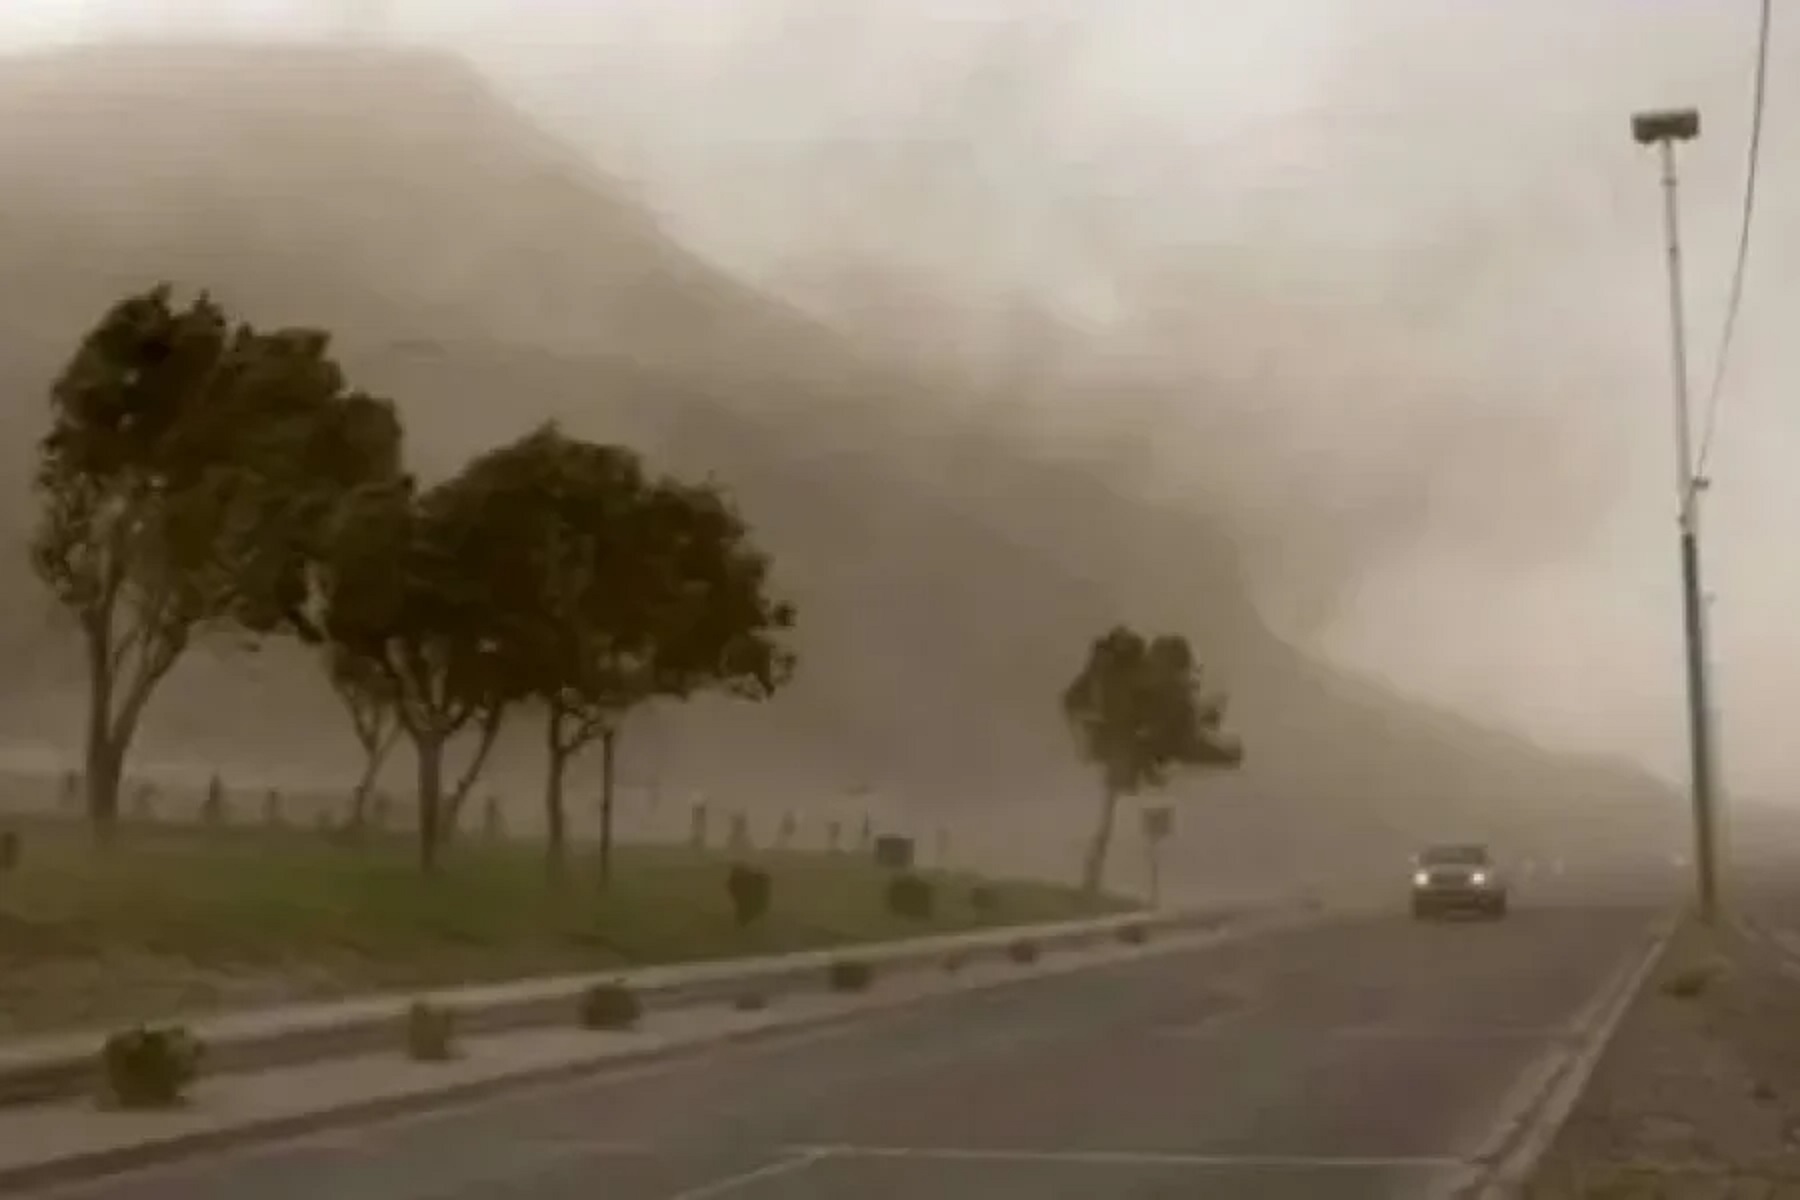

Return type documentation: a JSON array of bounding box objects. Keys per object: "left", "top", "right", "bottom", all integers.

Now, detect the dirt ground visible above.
[{"left": 1528, "top": 917, "right": 1800, "bottom": 1198}]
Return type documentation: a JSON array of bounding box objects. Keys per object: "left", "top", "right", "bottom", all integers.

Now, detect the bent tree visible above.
[
  {"left": 317, "top": 479, "right": 512, "bottom": 872},
  {"left": 30, "top": 286, "right": 400, "bottom": 842},
  {"left": 1061, "top": 627, "right": 1243, "bottom": 894},
  {"left": 438, "top": 425, "right": 794, "bottom": 880}
]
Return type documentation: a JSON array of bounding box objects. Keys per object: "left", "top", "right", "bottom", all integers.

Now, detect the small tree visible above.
[
  {"left": 1061, "top": 627, "right": 1243, "bottom": 894},
  {"left": 317, "top": 480, "right": 513, "bottom": 872},
  {"left": 29, "top": 287, "right": 401, "bottom": 842}
]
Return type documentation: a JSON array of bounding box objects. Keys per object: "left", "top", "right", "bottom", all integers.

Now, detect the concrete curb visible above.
[
  {"left": 0, "top": 905, "right": 1244, "bottom": 1109},
  {"left": 1451, "top": 917, "right": 1677, "bottom": 1199},
  {"left": 0, "top": 908, "right": 1321, "bottom": 1196}
]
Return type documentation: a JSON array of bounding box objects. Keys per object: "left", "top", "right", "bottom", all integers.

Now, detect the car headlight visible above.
[
  {"left": 1412, "top": 870, "right": 1429, "bottom": 887},
  {"left": 1471, "top": 871, "right": 1488, "bottom": 886}
]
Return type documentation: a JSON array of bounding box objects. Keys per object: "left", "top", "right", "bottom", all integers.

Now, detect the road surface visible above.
[{"left": 33, "top": 905, "right": 1657, "bottom": 1200}]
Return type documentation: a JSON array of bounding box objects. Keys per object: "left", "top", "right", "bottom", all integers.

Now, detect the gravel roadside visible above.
[{"left": 1527, "top": 917, "right": 1800, "bottom": 1197}]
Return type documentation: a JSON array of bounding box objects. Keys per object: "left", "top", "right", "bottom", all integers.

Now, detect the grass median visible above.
[{"left": 0, "top": 818, "right": 1130, "bottom": 1039}]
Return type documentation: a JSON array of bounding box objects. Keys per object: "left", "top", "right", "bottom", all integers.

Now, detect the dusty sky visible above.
[{"left": 2, "top": 1, "right": 1794, "bottom": 801}]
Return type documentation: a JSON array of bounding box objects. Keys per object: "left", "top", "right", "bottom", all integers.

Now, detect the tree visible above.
[
  {"left": 316, "top": 478, "right": 513, "bottom": 872},
  {"left": 30, "top": 286, "right": 401, "bottom": 842},
  {"left": 1061, "top": 627, "right": 1243, "bottom": 894},
  {"left": 589, "top": 472, "right": 794, "bottom": 883},
  {"left": 431, "top": 426, "right": 795, "bottom": 881}
]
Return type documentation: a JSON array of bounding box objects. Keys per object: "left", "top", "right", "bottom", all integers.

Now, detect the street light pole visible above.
[{"left": 1632, "top": 107, "right": 1720, "bottom": 924}]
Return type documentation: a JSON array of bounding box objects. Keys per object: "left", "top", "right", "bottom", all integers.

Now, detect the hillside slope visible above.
[{"left": 0, "top": 42, "right": 1679, "bottom": 883}]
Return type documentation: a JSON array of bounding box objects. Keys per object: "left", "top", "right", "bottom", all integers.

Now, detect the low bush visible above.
[
  {"left": 970, "top": 884, "right": 1000, "bottom": 914},
  {"left": 1662, "top": 960, "right": 1723, "bottom": 999},
  {"left": 886, "top": 873, "right": 935, "bottom": 920},
  {"left": 727, "top": 863, "right": 772, "bottom": 927},
  {"left": 578, "top": 982, "right": 642, "bottom": 1031},
  {"left": 1118, "top": 922, "right": 1149, "bottom": 946},
  {"left": 405, "top": 1000, "right": 457, "bottom": 1061},
  {"left": 99, "top": 1026, "right": 202, "bottom": 1109},
  {"left": 828, "top": 959, "right": 874, "bottom": 993},
  {"left": 1008, "top": 938, "right": 1040, "bottom": 966},
  {"left": 735, "top": 992, "right": 769, "bottom": 1012},
  {"left": 943, "top": 950, "right": 968, "bottom": 974},
  {"left": 0, "top": 829, "right": 18, "bottom": 873}
]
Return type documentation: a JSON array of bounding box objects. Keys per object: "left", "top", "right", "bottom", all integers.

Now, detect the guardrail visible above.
[{"left": 0, "top": 904, "right": 1269, "bottom": 1108}]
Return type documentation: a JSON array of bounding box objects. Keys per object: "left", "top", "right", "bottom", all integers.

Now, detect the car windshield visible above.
[{"left": 1420, "top": 844, "right": 1490, "bottom": 866}]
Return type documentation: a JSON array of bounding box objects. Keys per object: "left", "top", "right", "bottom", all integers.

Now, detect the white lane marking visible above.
[
  {"left": 1324, "top": 1026, "right": 1581, "bottom": 1043},
  {"left": 1156, "top": 1021, "right": 1579, "bottom": 1044},
  {"left": 791, "top": 1144, "right": 1464, "bottom": 1170},
  {"left": 665, "top": 1152, "right": 824, "bottom": 1199}
]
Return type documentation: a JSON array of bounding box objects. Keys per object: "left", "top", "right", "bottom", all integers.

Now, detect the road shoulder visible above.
[{"left": 1526, "top": 916, "right": 1800, "bottom": 1196}]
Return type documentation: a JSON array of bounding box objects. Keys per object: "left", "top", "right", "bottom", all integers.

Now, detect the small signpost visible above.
[{"left": 1141, "top": 806, "right": 1174, "bottom": 907}]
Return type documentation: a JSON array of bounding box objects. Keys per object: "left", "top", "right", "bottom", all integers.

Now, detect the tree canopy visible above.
[{"left": 1062, "top": 626, "right": 1242, "bottom": 892}]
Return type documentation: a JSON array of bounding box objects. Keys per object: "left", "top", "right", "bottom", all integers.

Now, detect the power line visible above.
[{"left": 1693, "top": 0, "right": 1774, "bottom": 485}]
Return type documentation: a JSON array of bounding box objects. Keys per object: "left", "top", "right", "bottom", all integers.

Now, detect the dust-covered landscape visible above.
[
  {"left": 0, "top": 22, "right": 1712, "bottom": 901},
  {"left": 4, "top": 4, "right": 1800, "bottom": 1197}
]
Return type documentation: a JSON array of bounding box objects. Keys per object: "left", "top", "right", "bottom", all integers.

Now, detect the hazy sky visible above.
[{"left": 2, "top": 1, "right": 1793, "bottom": 799}]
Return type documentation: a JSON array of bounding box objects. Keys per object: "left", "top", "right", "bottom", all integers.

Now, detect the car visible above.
[{"left": 1410, "top": 842, "right": 1508, "bottom": 919}]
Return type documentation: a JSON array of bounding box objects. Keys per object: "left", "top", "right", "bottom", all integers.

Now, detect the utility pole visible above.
[{"left": 1631, "top": 107, "right": 1720, "bottom": 924}]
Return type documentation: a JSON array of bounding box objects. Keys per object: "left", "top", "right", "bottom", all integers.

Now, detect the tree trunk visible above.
[
  {"left": 414, "top": 732, "right": 444, "bottom": 874},
  {"left": 543, "top": 714, "right": 568, "bottom": 881},
  {"left": 598, "top": 726, "right": 618, "bottom": 888},
  {"left": 82, "top": 627, "right": 121, "bottom": 845},
  {"left": 1081, "top": 783, "right": 1122, "bottom": 895},
  {"left": 441, "top": 709, "right": 502, "bottom": 840},
  {"left": 347, "top": 726, "right": 398, "bottom": 831}
]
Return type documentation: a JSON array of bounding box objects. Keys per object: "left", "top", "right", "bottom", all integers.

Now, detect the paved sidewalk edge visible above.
[
  {"left": 1451, "top": 916, "right": 1677, "bottom": 1199},
  {"left": 0, "top": 902, "right": 1285, "bottom": 1109},
  {"left": 0, "top": 910, "right": 1325, "bottom": 1196}
]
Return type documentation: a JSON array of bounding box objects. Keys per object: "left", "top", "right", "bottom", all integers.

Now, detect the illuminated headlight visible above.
[
  {"left": 1471, "top": 871, "right": 1489, "bottom": 886},
  {"left": 1412, "top": 870, "right": 1429, "bottom": 887}
]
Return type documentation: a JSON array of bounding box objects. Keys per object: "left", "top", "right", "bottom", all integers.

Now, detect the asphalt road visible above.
[{"left": 34, "top": 903, "right": 1658, "bottom": 1200}]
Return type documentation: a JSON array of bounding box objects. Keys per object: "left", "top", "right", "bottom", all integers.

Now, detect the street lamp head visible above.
[{"left": 1632, "top": 108, "right": 1700, "bottom": 145}]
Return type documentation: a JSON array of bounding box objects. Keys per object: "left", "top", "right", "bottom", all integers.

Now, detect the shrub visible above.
[
  {"left": 99, "top": 1026, "right": 202, "bottom": 1109},
  {"left": 829, "top": 959, "right": 874, "bottom": 993},
  {"left": 1662, "top": 961, "right": 1722, "bottom": 999},
  {"left": 726, "top": 863, "right": 772, "bottom": 927},
  {"left": 1118, "top": 922, "right": 1149, "bottom": 946},
  {"left": 578, "top": 982, "right": 642, "bottom": 1031},
  {"left": 1008, "top": 938, "right": 1040, "bottom": 966},
  {"left": 943, "top": 950, "right": 968, "bottom": 974},
  {"left": 735, "top": 992, "right": 769, "bottom": 1012},
  {"left": 405, "top": 1001, "right": 457, "bottom": 1061},
  {"left": 970, "top": 884, "right": 1000, "bottom": 915},
  {"left": 886, "top": 873, "right": 935, "bottom": 920},
  {"left": 0, "top": 829, "right": 19, "bottom": 873}
]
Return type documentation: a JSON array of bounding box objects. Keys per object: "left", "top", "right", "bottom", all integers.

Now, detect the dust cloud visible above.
[{"left": 0, "top": 0, "right": 1776, "bottom": 893}]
